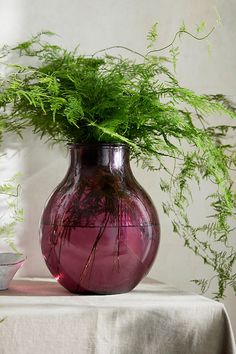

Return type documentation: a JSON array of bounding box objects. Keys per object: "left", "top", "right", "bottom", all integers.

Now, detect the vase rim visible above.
[{"left": 68, "top": 143, "right": 130, "bottom": 149}]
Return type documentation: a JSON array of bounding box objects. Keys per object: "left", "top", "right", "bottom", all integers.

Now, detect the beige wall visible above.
[{"left": 0, "top": 0, "right": 235, "bottom": 337}]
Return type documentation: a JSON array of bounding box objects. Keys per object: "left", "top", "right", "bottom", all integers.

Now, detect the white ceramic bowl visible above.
[{"left": 0, "top": 253, "right": 26, "bottom": 290}]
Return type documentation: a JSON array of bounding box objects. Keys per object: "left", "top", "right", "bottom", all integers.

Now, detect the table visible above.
[{"left": 0, "top": 278, "right": 235, "bottom": 354}]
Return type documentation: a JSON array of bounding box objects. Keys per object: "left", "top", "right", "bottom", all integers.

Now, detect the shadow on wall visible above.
[
  {"left": 0, "top": 128, "right": 67, "bottom": 276},
  {"left": 0, "top": 134, "right": 23, "bottom": 253},
  {"left": 18, "top": 131, "right": 68, "bottom": 277}
]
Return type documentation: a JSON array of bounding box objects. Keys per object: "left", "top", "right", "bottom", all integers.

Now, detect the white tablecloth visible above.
[{"left": 0, "top": 278, "right": 235, "bottom": 354}]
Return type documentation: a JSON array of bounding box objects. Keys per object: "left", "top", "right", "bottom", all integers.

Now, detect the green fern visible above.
[
  {"left": 0, "top": 175, "right": 23, "bottom": 253},
  {"left": 147, "top": 22, "right": 158, "bottom": 48}
]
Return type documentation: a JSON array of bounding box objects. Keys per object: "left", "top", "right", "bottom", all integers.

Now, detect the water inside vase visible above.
[{"left": 41, "top": 223, "right": 159, "bottom": 294}]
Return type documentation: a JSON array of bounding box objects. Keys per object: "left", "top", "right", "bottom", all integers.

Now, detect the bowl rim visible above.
[{"left": 0, "top": 252, "right": 26, "bottom": 266}]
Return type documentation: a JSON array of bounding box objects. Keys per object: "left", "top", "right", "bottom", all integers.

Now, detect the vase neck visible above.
[{"left": 69, "top": 144, "right": 131, "bottom": 173}]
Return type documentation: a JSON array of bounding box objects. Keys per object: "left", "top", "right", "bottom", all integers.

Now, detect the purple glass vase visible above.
[{"left": 40, "top": 144, "right": 160, "bottom": 294}]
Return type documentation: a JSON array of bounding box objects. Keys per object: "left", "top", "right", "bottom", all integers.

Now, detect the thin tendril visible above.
[
  {"left": 92, "top": 46, "right": 145, "bottom": 59},
  {"left": 91, "top": 28, "right": 215, "bottom": 59},
  {"left": 146, "top": 27, "right": 215, "bottom": 56}
]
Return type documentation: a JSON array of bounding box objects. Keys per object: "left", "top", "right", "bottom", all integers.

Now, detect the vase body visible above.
[{"left": 40, "top": 144, "right": 160, "bottom": 294}]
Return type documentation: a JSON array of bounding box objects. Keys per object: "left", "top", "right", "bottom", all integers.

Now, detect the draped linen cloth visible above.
[{"left": 0, "top": 278, "right": 235, "bottom": 354}]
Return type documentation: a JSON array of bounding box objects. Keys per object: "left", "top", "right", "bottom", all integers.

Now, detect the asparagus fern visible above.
[{"left": 0, "top": 27, "right": 235, "bottom": 298}]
